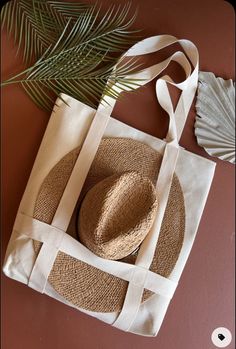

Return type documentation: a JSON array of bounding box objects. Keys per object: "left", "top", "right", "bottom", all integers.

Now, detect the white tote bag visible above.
[{"left": 3, "top": 35, "right": 216, "bottom": 337}]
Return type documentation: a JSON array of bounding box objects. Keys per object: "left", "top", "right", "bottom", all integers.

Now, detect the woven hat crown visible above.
[{"left": 78, "top": 171, "right": 158, "bottom": 260}]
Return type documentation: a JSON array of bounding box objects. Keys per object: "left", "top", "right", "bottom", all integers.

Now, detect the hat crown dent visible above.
[{"left": 78, "top": 171, "right": 158, "bottom": 260}]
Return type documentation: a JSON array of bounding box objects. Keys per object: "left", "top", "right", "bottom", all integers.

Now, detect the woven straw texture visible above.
[
  {"left": 79, "top": 172, "right": 158, "bottom": 260},
  {"left": 33, "top": 138, "right": 185, "bottom": 312}
]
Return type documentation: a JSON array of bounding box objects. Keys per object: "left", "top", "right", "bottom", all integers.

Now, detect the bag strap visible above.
[
  {"left": 98, "top": 35, "right": 198, "bottom": 142},
  {"left": 112, "top": 142, "right": 179, "bottom": 331},
  {"left": 110, "top": 36, "right": 199, "bottom": 331}
]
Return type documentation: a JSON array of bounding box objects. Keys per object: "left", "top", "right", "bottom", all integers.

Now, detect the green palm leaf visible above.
[
  {"left": 1, "top": 9, "right": 143, "bottom": 112},
  {"left": 1, "top": 0, "right": 139, "bottom": 63},
  {"left": 1, "top": 0, "right": 92, "bottom": 62}
]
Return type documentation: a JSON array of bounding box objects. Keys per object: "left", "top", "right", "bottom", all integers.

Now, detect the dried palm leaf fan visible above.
[{"left": 195, "top": 71, "right": 235, "bottom": 163}]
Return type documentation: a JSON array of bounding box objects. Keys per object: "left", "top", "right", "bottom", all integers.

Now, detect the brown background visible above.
[{"left": 1, "top": 1, "right": 235, "bottom": 348}]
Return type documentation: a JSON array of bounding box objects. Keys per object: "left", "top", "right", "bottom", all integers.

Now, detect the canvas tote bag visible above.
[{"left": 3, "top": 35, "right": 216, "bottom": 337}]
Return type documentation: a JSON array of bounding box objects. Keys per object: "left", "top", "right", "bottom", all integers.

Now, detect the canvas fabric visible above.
[{"left": 3, "top": 35, "right": 216, "bottom": 337}]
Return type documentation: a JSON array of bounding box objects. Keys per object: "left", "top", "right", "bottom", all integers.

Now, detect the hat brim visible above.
[{"left": 33, "top": 138, "right": 185, "bottom": 312}]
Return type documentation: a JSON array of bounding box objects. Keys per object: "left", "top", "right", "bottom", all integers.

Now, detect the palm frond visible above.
[
  {"left": 1, "top": 1, "right": 142, "bottom": 111},
  {"left": 1, "top": 20, "right": 142, "bottom": 111},
  {"left": 1, "top": 0, "right": 92, "bottom": 62},
  {"left": 46, "top": 1, "right": 92, "bottom": 19},
  {"left": 1, "top": 1, "right": 140, "bottom": 63}
]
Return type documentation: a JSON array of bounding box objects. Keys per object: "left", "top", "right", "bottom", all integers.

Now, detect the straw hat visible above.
[
  {"left": 33, "top": 138, "right": 185, "bottom": 312},
  {"left": 78, "top": 171, "right": 158, "bottom": 260}
]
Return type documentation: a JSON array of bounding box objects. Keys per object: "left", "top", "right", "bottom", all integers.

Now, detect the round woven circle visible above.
[
  {"left": 79, "top": 171, "right": 158, "bottom": 260},
  {"left": 33, "top": 138, "right": 185, "bottom": 312}
]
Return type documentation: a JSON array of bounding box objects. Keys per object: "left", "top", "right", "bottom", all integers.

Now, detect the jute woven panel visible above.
[{"left": 33, "top": 138, "right": 185, "bottom": 312}]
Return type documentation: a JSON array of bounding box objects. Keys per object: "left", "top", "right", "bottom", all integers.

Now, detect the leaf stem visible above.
[
  {"left": 1, "top": 76, "right": 143, "bottom": 87},
  {"left": 1, "top": 66, "right": 34, "bottom": 85}
]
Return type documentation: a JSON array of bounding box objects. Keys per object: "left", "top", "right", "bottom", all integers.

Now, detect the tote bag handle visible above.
[{"left": 98, "top": 34, "right": 199, "bottom": 144}]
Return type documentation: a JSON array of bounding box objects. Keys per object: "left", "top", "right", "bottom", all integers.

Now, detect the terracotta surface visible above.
[{"left": 1, "top": 1, "right": 235, "bottom": 348}]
